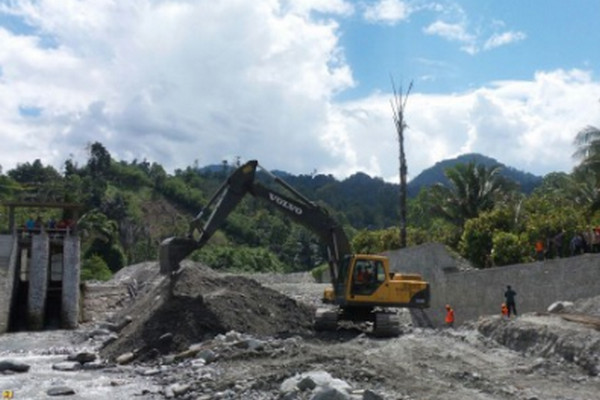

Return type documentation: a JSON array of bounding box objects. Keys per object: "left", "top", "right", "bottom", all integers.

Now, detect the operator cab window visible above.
[
  {"left": 352, "top": 259, "right": 383, "bottom": 295},
  {"left": 374, "top": 261, "right": 385, "bottom": 284}
]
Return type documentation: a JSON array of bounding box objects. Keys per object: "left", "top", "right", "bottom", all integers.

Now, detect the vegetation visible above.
[{"left": 1, "top": 132, "right": 599, "bottom": 279}]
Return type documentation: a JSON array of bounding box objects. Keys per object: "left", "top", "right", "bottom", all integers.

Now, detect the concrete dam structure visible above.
[{"left": 0, "top": 203, "right": 81, "bottom": 333}]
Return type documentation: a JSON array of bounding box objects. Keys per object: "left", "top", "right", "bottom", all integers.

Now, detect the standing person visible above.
[
  {"left": 534, "top": 239, "right": 545, "bottom": 261},
  {"left": 504, "top": 285, "right": 517, "bottom": 317},
  {"left": 25, "top": 216, "right": 35, "bottom": 231},
  {"left": 444, "top": 304, "right": 455, "bottom": 328},
  {"left": 553, "top": 230, "right": 565, "bottom": 258},
  {"left": 501, "top": 303, "right": 509, "bottom": 320}
]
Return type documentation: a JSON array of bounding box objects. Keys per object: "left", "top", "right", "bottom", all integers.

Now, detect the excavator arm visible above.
[{"left": 159, "top": 160, "right": 351, "bottom": 289}]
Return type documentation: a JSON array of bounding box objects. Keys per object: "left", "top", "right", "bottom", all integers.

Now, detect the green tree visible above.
[
  {"left": 573, "top": 124, "right": 600, "bottom": 175},
  {"left": 80, "top": 255, "right": 112, "bottom": 281},
  {"left": 83, "top": 142, "right": 112, "bottom": 207},
  {"left": 8, "top": 159, "right": 64, "bottom": 201},
  {"left": 459, "top": 213, "right": 495, "bottom": 268},
  {"left": 78, "top": 210, "right": 126, "bottom": 272},
  {"left": 428, "top": 162, "right": 516, "bottom": 228},
  {"left": 459, "top": 207, "right": 518, "bottom": 268},
  {"left": 491, "top": 232, "right": 530, "bottom": 266}
]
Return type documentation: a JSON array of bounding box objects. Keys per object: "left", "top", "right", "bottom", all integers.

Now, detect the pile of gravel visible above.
[{"left": 100, "top": 263, "right": 315, "bottom": 361}]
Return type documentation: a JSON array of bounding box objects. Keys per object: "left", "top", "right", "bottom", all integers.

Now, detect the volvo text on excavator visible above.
[{"left": 159, "top": 160, "right": 430, "bottom": 337}]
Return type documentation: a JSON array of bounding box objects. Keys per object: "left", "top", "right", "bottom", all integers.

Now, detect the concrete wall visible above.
[
  {"left": 61, "top": 235, "right": 80, "bottom": 328},
  {"left": 0, "top": 235, "right": 17, "bottom": 333},
  {"left": 28, "top": 233, "right": 49, "bottom": 330},
  {"left": 438, "top": 256, "right": 600, "bottom": 325},
  {"left": 385, "top": 243, "right": 600, "bottom": 327}
]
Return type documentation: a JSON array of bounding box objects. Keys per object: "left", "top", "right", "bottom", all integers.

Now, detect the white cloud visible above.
[
  {"left": 0, "top": 0, "right": 354, "bottom": 174},
  {"left": 483, "top": 31, "right": 526, "bottom": 51},
  {"left": 423, "top": 20, "right": 474, "bottom": 43},
  {"left": 0, "top": 1, "right": 598, "bottom": 185},
  {"left": 423, "top": 6, "right": 526, "bottom": 55},
  {"left": 326, "top": 69, "right": 600, "bottom": 182},
  {"left": 363, "top": 0, "right": 412, "bottom": 25}
]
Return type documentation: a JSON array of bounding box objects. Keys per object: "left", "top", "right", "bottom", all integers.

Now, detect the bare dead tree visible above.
[{"left": 390, "top": 78, "right": 413, "bottom": 248}]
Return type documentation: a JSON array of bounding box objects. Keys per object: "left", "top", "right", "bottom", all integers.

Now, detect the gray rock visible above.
[
  {"left": 246, "top": 338, "right": 266, "bottom": 351},
  {"left": 67, "top": 351, "right": 97, "bottom": 364},
  {"left": 116, "top": 351, "right": 135, "bottom": 365},
  {"left": 0, "top": 360, "right": 30, "bottom": 373},
  {"left": 52, "top": 361, "right": 81, "bottom": 371},
  {"left": 47, "top": 386, "right": 76, "bottom": 396},
  {"left": 99, "top": 321, "right": 120, "bottom": 332},
  {"left": 159, "top": 332, "right": 174, "bottom": 344},
  {"left": 547, "top": 301, "right": 574, "bottom": 313},
  {"left": 282, "top": 371, "right": 351, "bottom": 395},
  {"left": 170, "top": 383, "right": 191, "bottom": 396},
  {"left": 197, "top": 349, "right": 217, "bottom": 364},
  {"left": 114, "top": 315, "right": 133, "bottom": 331},
  {"left": 281, "top": 392, "right": 299, "bottom": 400},
  {"left": 224, "top": 331, "right": 242, "bottom": 342},
  {"left": 188, "top": 342, "right": 204, "bottom": 352},
  {"left": 142, "top": 368, "right": 162, "bottom": 376},
  {"left": 363, "top": 389, "right": 384, "bottom": 400},
  {"left": 81, "top": 361, "right": 105, "bottom": 370},
  {"left": 298, "top": 376, "right": 317, "bottom": 391},
  {"left": 89, "top": 328, "right": 111, "bottom": 338},
  {"left": 101, "top": 333, "right": 119, "bottom": 348},
  {"left": 311, "top": 387, "right": 350, "bottom": 400}
]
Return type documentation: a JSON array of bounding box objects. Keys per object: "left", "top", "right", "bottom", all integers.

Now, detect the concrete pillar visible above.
[
  {"left": 62, "top": 234, "right": 80, "bottom": 329},
  {"left": 0, "top": 235, "right": 18, "bottom": 333},
  {"left": 28, "top": 232, "right": 49, "bottom": 330}
]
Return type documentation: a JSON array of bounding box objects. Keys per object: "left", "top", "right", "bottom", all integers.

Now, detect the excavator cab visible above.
[
  {"left": 317, "top": 254, "right": 430, "bottom": 336},
  {"left": 322, "top": 254, "right": 429, "bottom": 307}
]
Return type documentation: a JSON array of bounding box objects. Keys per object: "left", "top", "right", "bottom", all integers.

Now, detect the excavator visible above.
[{"left": 159, "top": 160, "right": 430, "bottom": 337}]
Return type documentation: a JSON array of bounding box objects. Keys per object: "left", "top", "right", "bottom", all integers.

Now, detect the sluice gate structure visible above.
[{"left": 0, "top": 202, "right": 81, "bottom": 333}]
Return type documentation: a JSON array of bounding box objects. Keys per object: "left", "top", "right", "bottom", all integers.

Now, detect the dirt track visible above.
[{"left": 1, "top": 261, "right": 600, "bottom": 399}]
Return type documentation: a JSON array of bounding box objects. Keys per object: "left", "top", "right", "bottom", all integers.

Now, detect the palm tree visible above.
[
  {"left": 428, "top": 162, "right": 515, "bottom": 227},
  {"left": 573, "top": 123, "right": 600, "bottom": 214},
  {"left": 573, "top": 125, "right": 600, "bottom": 174},
  {"left": 78, "top": 210, "right": 126, "bottom": 272}
]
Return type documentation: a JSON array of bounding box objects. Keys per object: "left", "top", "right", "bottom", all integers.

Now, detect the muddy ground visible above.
[{"left": 1, "top": 261, "right": 599, "bottom": 399}]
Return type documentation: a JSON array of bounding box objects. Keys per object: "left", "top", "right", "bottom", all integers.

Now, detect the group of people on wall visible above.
[
  {"left": 534, "top": 227, "right": 600, "bottom": 261},
  {"left": 22, "top": 215, "right": 76, "bottom": 235}
]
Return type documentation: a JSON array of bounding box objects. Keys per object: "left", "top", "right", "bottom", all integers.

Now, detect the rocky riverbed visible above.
[{"left": 1, "top": 261, "right": 599, "bottom": 399}]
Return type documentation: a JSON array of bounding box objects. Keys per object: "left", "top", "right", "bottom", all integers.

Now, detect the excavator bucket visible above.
[{"left": 159, "top": 236, "right": 200, "bottom": 274}]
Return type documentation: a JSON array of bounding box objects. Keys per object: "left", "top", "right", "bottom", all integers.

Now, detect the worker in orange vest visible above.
[
  {"left": 501, "top": 303, "right": 509, "bottom": 319},
  {"left": 535, "top": 239, "right": 545, "bottom": 261},
  {"left": 445, "top": 304, "right": 455, "bottom": 328}
]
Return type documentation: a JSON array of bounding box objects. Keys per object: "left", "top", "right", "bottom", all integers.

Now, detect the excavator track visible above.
[
  {"left": 373, "top": 312, "right": 401, "bottom": 337},
  {"left": 314, "top": 308, "right": 339, "bottom": 332}
]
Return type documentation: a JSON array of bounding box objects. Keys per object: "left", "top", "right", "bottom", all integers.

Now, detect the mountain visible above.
[
  {"left": 198, "top": 153, "right": 542, "bottom": 202},
  {"left": 407, "top": 153, "right": 543, "bottom": 197}
]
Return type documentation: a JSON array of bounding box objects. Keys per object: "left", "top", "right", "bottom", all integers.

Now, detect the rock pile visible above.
[
  {"left": 126, "top": 330, "right": 386, "bottom": 399},
  {"left": 100, "top": 263, "right": 315, "bottom": 362}
]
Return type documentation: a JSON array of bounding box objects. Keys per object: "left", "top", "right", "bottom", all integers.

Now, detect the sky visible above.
[{"left": 0, "top": 0, "right": 599, "bottom": 183}]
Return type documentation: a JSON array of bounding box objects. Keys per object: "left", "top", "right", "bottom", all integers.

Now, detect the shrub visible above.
[
  {"left": 192, "top": 245, "right": 286, "bottom": 273},
  {"left": 81, "top": 254, "right": 112, "bottom": 281},
  {"left": 311, "top": 263, "right": 329, "bottom": 283},
  {"left": 492, "top": 232, "right": 530, "bottom": 266}
]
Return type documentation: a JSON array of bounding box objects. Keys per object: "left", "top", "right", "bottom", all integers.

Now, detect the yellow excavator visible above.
[{"left": 159, "top": 160, "right": 429, "bottom": 337}]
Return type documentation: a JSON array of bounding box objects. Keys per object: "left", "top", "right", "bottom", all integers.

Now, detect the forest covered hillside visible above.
[{"left": 1, "top": 142, "right": 594, "bottom": 280}]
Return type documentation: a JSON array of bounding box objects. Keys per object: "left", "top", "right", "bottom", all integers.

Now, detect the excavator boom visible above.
[{"left": 159, "top": 160, "right": 351, "bottom": 290}]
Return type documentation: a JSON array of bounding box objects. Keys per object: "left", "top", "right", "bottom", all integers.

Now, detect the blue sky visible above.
[
  {"left": 339, "top": 0, "right": 599, "bottom": 97},
  {"left": 0, "top": 0, "right": 599, "bottom": 182}
]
